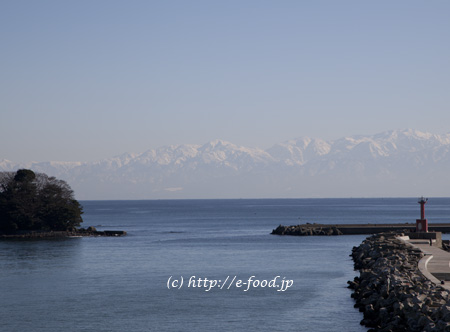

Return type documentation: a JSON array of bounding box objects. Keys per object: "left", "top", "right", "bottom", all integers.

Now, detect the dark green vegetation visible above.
[{"left": 0, "top": 169, "right": 83, "bottom": 232}]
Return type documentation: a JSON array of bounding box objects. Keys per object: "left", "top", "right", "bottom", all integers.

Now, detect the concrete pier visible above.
[{"left": 400, "top": 235, "right": 450, "bottom": 287}]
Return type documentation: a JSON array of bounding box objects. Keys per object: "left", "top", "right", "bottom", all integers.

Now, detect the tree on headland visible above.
[{"left": 0, "top": 169, "right": 83, "bottom": 232}]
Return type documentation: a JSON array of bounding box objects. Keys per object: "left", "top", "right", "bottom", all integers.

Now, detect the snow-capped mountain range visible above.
[{"left": 2, "top": 129, "right": 450, "bottom": 199}]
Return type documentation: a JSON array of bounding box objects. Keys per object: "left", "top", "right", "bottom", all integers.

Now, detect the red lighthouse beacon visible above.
[{"left": 416, "top": 196, "right": 428, "bottom": 232}]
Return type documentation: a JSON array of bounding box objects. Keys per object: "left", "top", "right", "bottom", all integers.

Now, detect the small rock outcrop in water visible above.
[
  {"left": 0, "top": 228, "right": 126, "bottom": 239},
  {"left": 271, "top": 224, "right": 343, "bottom": 236},
  {"left": 349, "top": 232, "right": 450, "bottom": 331}
]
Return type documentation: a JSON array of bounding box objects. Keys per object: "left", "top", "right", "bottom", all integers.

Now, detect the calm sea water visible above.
[{"left": 2, "top": 198, "right": 450, "bottom": 332}]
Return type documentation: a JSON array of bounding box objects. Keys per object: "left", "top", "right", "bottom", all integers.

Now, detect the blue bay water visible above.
[{"left": 2, "top": 198, "right": 450, "bottom": 331}]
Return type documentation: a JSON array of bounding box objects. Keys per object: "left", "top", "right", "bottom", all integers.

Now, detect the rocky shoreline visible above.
[
  {"left": 0, "top": 227, "right": 126, "bottom": 239},
  {"left": 349, "top": 232, "right": 450, "bottom": 331}
]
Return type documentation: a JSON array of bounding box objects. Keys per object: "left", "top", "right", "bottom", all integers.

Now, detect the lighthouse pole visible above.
[{"left": 416, "top": 197, "right": 428, "bottom": 232}]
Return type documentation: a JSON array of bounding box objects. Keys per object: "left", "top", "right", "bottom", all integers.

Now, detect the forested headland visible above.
[{"left": 0, "top": 169, "right": 83, "bottom": 233}]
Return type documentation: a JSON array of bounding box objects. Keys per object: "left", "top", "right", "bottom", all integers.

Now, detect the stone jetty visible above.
[
  {"left": 349, "top": 232, "right": 450, "bottom": 331},
  {"left": 271, "top": 223, "right": 450, "bottom": 236}
]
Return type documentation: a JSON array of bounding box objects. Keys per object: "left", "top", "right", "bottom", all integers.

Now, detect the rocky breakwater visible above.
[
  {"left": 349, "top": 232, "right": 450, "bottom": 331},
  {"left": 271, "top": 224, "right": 343, "bottom": 236}
]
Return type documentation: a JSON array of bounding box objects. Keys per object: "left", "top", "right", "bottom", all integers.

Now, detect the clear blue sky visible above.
[{"left": 1, "top": 0, "right": 450, "bottom": 162}]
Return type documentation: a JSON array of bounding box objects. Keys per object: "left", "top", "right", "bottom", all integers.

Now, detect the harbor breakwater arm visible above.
[
  {"left": 348, "top": 232, "right": 450, "bottom": 331},
  {"left": 271, "top": 223, "right": 450, "bottom": 236}
]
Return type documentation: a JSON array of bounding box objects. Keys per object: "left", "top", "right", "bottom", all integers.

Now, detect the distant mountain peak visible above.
[{"left": 202, "top": 139, "right": 236, "bottom": 149}]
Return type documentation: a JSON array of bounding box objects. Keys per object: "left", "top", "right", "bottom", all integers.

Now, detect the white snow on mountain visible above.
[{"left": 2, "top": 129, "right": 450, "bottom": 199}]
